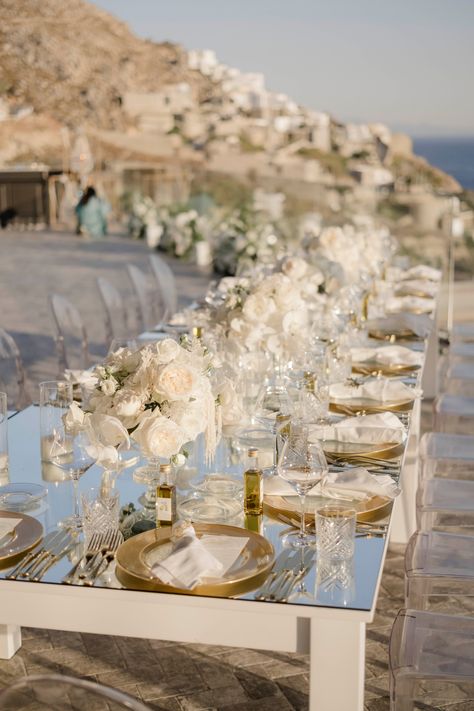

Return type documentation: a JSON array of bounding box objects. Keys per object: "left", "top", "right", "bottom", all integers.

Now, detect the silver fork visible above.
[
  {"left": 62, "top": 532, "right": 103, "bottom": 585},
  {"left": 254, "top": 548, "right": 297, "bottom": 600},
  {"left": 80, "top": 530, "right": 123, "bottom": 586},
  {"left": 6, "top": 530, "right": 67, "bottom": 580},
  {"left": 273, "top": 548, "right": 315, "bottom": 602}
]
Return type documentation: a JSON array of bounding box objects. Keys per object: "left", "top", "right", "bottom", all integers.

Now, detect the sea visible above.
[{"left": 413, "top": 137, "right": 474, "bottom": 190}]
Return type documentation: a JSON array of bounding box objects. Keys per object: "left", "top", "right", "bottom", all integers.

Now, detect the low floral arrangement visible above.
[
  {"left": 211, "top": 209, "right": 287, "bottom": 276},
  {"left": 65, "top": 338, "right": 217, "bottom": 468}
]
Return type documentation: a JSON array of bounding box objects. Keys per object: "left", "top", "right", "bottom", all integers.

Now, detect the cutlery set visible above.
[
  {"left": 255, "top": 548, "right": 315, "bottom": 602},
  {"left": 7, "top": 530, "right": 75, "bottom": 582},
  {"left": 5, "top": 528, "right": 123, "bottom": 585},
  {"left": 275, "top": 512, "right": 388, "bottom": 539},
  {"left": 62, "top": 529, "right": 123, "bottom": 586}
]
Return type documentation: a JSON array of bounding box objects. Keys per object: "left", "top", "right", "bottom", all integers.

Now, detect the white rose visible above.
[
  {"left": 242, "top": 293, "right": 275, "bottom": 322},
  {"left": 156, "top": 338, "right": 181, "bottom": 364},
  {"left": 168, "top": 400, "right": 205, "bottom": 440},
  {"left": 281, "top": 256, "right": 307, "bottom": 280},
  {"left": 101, "top": 377, "right": 118, "bottom": 396},
  {"left": 114, "top": 390, "right": 144, "bottom": 419},
  {"left": 154, "top": 363, "right": 198, "bottom": 402},
  {"left": 133, "top": 413, "right": 187, "bottom": 459},
  {"left": 85, "top": 443, "right": 120, "bottom": 470}
]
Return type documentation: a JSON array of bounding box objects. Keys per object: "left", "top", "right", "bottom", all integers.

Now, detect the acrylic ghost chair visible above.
[
  {"left": 149, "top": 253, "right": 178, "bottom": 322},
  {"left": 97, "top": 276, "right": 130, "bottom": 349},
  {"left": 0, "top": 673, "right": 152, "bottom": 710},
  {"left": 419, "top": 432, "right": 474, "bottom": 482},
  {"left": 0, "top": 328, "right": 31, "bottom": 410},
  {"left": 404, "top": 529, "right": 474, "bottom": 611},
  {"left": 49, "top": 293, "right": 90, "bottom": 373},
  {"left": 126, "top": 263, "right": 167, "bottom": 332},
  {"left": 433, "top": 394, "right": 474, "bottom": 436},
  {"left": 389, "top": 609, "right": 474, "bottom": 711}
]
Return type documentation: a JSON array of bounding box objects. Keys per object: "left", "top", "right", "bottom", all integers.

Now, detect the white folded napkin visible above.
[
  {"left": 322, "top": 468, "right": 400, "bottom": 501},
  {"left": 386, "top": 296, "right": 434, "bottom": 315},
  {"left": 402, "top": 265, "right": 442, "bottom": 282},
  {"left": 396, "top": 279, "right": 438, "bottom": 298},
  {"left": 330, "top": 379, "right": 419, "bottom": 403},
  {"left": 0, "top": 517, "right": 22, "bottom": 541},
  {"left": 151, "top": 523, "right": 248, "bottom": 589},
  {"left": 264, "top": 468, "right": 399, "bottom": 501},
  {"left": 351, "top": 345, "right": 423, "bottom": 367},
  {"left": 314, "top": 412, "right": 406, "bottom": 445},
  {"left": 367, "top": 313, "right": 433, "bottom": 338}
]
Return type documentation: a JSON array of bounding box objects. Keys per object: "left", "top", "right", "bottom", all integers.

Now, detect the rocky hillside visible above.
[{"left": 0, "top": 0, "right": 209, "bottom": 130}]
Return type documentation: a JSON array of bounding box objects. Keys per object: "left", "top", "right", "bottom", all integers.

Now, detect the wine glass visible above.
[
  {"left": 254, "top": 383, "right": 292, "bottom": 474},
  {"left": 50, "top": 429, "right": 95, "bottom": 531},
  {"left": 278, "top": 428, "right": 328, "bottom": 548}
]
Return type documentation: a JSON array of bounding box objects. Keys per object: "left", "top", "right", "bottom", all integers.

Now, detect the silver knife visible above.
[
  {"left": 31, "top": 534, "right": 75, "bottom": 582},
  {"left": 254, "top": 548, "right": 298, "bottom": 600},
  {"left": 6, "top": 530, "right": 61, "bottom": 580},
  {"left": 20, "top": 530, "right": 71, "bottom": 579}
]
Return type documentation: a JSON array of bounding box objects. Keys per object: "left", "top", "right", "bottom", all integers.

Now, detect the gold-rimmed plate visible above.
[
  {"left": 323, "top": 439, "right": 405, "bottom": 460},
  {"left": 368, "top": 328, "right": 421, "bottom": 342},
  {"left": 0, "top": 510, "right": 43, "bottom": 570},
  {"left": 330, "top": 397, "right": 415, "bottom": 415},
  {"left": 115, "top": 523, "right": 274, "bottom": 597},
  {"left": 352, "top": 361, "right": 421, "bottom": 376},
  {"left": 264, "top": 493, "right": 392, "bottom": 525}
]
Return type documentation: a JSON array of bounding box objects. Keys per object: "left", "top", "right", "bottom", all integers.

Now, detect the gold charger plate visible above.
[
  {"left": 323, "top": 439, "right": 405, "bottom": 460},
  {"left": 352, "top": 361, "right": 420, "bottom": 376},
  {"left": 115, "top": 523, "right": 274, "bottom": 597},
  {"left": 0, "top": 510, "right": 43, "bottom": 570},
  {"left": 330, "top": 397, "right": 414, "bottom": 415},
  {"left": 264, "top": 493, "right": 392, "bottom": 525},
  {"left": 368, "top": 328, "right": 420, "bottom": 342}
]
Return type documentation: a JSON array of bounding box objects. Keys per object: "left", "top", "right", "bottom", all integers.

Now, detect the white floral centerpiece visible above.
[{"left": 66, "top": 338, "right": 217, "bottom": 468}]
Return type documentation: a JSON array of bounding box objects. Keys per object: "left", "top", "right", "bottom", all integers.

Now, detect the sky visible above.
[{"left": 91, "top": 0, "right": 474, "bottom": 137}]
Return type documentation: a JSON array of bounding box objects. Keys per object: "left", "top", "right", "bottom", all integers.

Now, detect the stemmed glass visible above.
[
  {"left": 278, "top": 427, "right": 328, "bottom": 548},
  {"left": 50, "top": 429, "right": 95, "bottom": 531},
  {"left": 254, "top": 383, "right": 292, "bottom": 474}
]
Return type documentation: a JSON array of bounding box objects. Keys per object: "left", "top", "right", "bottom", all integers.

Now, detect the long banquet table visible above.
[{"left": 0, "top": 329, "right": 432, "bottom": 711}]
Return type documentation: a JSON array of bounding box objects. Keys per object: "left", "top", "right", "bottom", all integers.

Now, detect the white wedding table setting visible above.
[{"left": 0, "top": 223, "right": 442, "bottom": 711}]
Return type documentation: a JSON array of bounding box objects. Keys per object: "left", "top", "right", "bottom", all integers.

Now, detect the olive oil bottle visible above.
[
  {"left": 156, "top": 463, "right": 177, "bottom": 527},
  {"left": 244, "top": 447, "right": 263, "bottom": 515}
]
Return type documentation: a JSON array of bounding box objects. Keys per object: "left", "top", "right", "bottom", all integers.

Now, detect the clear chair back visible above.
[
  {"left": 149, "top": 253, "right": 177, "bottom": 320},
  {"left": 389, "top": 609, "right": 474, "bottom": 710},
  {"left": 97, "top": 277, "right": 129, "bottom": 347},
  {"left": 0, "top": 328, "right": 31, "bottom": 409},
  {"left": 0, "top": 673, "right": 152, "bottom": 710},
  {"left": 127, "top": 263, "right": 165, "bottom": 331},
  {"left": 49, "top": 293, "right": 89, "bottom": 372}
]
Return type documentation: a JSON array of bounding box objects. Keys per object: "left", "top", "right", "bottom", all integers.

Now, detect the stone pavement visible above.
[
  {"left": 0, "top": 229, "right": 470, "bottom": 710},
  {"left": 0, "top": 229, "right": 211, "bottom": 389}
]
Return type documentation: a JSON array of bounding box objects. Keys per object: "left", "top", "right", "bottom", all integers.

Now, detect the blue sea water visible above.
[{"left": 413, "top": 137, "right": 474, "bottom": 190}]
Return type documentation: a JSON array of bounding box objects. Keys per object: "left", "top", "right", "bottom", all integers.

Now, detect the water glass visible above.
[
  {"left": 316, "top": 505, "right": 356, "bottom": 561},
  {"left": 327, "top": 344, "right": 352, "bottom": 384},
  {"left": 39, "top": 381, "right": 73, "bottom": 462},
  {"left": 81, "top": 486, "right": 120, "bottom": 545},
  {"left": 0, "top": 392, "right": 8, "bottom": 478}
]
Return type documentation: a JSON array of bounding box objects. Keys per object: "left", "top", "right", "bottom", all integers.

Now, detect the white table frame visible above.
[{"left": 0, "top": 573, "right": 380, "bottom": 711}]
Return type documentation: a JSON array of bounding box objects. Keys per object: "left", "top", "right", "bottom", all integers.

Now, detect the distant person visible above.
[
  {"left": 0, "top": 207, "right": 17, "bottom": 229},
  {"left": 75, "top": 186, "right": 109, "bottom": 239}
]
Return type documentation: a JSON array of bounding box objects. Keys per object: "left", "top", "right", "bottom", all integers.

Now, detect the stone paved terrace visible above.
[{"left": 0, "top": 228, "right": 473, "bottom": 710}]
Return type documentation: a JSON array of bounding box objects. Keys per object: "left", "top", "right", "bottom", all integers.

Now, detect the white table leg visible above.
[
  {"left": 0, "top": 625, "right": 21, "bottom": 659},
  {"left": 309, "top": 617, "right": 365, "bottom": 711}
]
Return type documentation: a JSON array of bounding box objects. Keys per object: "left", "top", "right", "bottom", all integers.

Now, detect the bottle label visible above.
[{"left": 156, "top": 498, "right": 172, "bottom": 522}]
